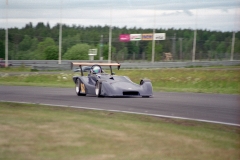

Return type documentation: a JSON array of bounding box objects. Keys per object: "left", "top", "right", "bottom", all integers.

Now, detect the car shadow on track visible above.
[{"left": 85, "top": 95, "right": 152, "bottom": 98}]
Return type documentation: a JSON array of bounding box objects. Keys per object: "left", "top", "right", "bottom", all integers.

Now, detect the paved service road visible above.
[{"left": 0, "top": 85, "right": 239, "bottom": 126}]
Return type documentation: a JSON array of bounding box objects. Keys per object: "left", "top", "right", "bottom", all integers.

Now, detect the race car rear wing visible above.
[{"left": 71, "top": 62, "right": 121, "bottom": 76}]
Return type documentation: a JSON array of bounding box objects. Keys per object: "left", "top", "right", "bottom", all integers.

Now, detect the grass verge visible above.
[
  {"left": 1, "top": 66, "right": 239, "bottom": 94},
  {"left": 0, "top": 102, "right": 239, "bottom": 160}
]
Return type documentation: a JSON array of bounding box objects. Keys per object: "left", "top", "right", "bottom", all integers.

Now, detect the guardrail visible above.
[{"left": 6, "top": 60, "right": 240, "bottom": 71}]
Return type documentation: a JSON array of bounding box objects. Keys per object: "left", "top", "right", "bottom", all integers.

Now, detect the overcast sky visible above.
[{"left": 0, "top": 0, "right": 239, "bottom": 31}]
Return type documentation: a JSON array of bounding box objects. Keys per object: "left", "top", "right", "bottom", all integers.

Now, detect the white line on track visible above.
[{"left": 1, "top": 100, "right": 240, "bottom": 127}]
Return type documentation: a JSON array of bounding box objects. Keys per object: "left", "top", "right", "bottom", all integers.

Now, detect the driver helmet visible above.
[{"left": 93, "top": 66, "right": 101, "bottom": 73}]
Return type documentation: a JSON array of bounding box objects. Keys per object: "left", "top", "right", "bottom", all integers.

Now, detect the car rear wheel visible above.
[
  {"left": 95, "top": 81, "right": 103, "bottom": 97},
  {"left": 75, "top": 79, "right": 86, "bottom": 96}
]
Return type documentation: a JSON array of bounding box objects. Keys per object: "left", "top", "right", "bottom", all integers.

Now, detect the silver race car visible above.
[{"left": 71, "top": 62, "right": 153, "bottom": 97}]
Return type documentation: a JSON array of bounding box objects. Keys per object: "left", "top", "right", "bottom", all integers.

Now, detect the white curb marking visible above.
[{"left": 1, "top": 100, "right": 239, "bottom": 127}]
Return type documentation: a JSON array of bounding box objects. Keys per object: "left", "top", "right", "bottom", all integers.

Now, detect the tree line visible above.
[{"left": 0, "top": 22, "right": 239, "bottom": 61}]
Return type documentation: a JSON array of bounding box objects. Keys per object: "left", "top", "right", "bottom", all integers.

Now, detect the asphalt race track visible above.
[{"left": 0, "top": 85, "right": 239, "bottom": 126}]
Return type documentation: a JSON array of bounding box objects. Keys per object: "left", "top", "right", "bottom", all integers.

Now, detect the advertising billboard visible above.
[
  {"left": 142, "top": 34, "right": 153, "bottom": 40},
  {"left": 130, "top": 34, "right": 141, "bottom": 41},
  {"left": 119, "top": 34, "right": 130, "bottom": 42},
  {"left": 119, "top": 33, "right": 166, "bottom": 42},
  {"left": 154, "top": 33, "right": 166, "bottom": 40}
]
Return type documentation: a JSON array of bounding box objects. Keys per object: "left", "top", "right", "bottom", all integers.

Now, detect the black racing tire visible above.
[
  {"left": 95, "top": 81, "right": 104, "bottom": 97},
  {"left": 75, "top": 79, "right": 86, "bottom": 96}
]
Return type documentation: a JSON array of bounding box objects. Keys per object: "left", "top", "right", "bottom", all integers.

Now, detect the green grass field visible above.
[
  {"left": 0, "top": 102, "right": 239, "bottom": 160},
  {"left": 0, "top": 67, "right": 240, "bottom": 159},
  {"left": 0, "top": 66, "right": 240, "bottom": 94}
]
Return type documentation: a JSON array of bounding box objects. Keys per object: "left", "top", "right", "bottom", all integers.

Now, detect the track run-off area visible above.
[{"left": 0, "top": 85, "right": 239, "bottom": 126}]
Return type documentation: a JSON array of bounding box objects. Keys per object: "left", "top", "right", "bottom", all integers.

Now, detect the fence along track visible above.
[{"left": 6, "top": 60, "right": 240, "bottom": 71}]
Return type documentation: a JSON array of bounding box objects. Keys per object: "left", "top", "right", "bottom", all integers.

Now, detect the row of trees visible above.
[{"left": 0, "top": 22, "right": 239, "bottom": 61}]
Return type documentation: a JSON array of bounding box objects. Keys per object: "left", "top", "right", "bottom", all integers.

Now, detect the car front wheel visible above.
[{"left": 95, "top": 81, "right": 104, "bottom": 97}]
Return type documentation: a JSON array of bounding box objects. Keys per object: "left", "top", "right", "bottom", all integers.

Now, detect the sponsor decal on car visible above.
[{"left": 81, "top": 83, "right": 85, "bottom": 93}]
